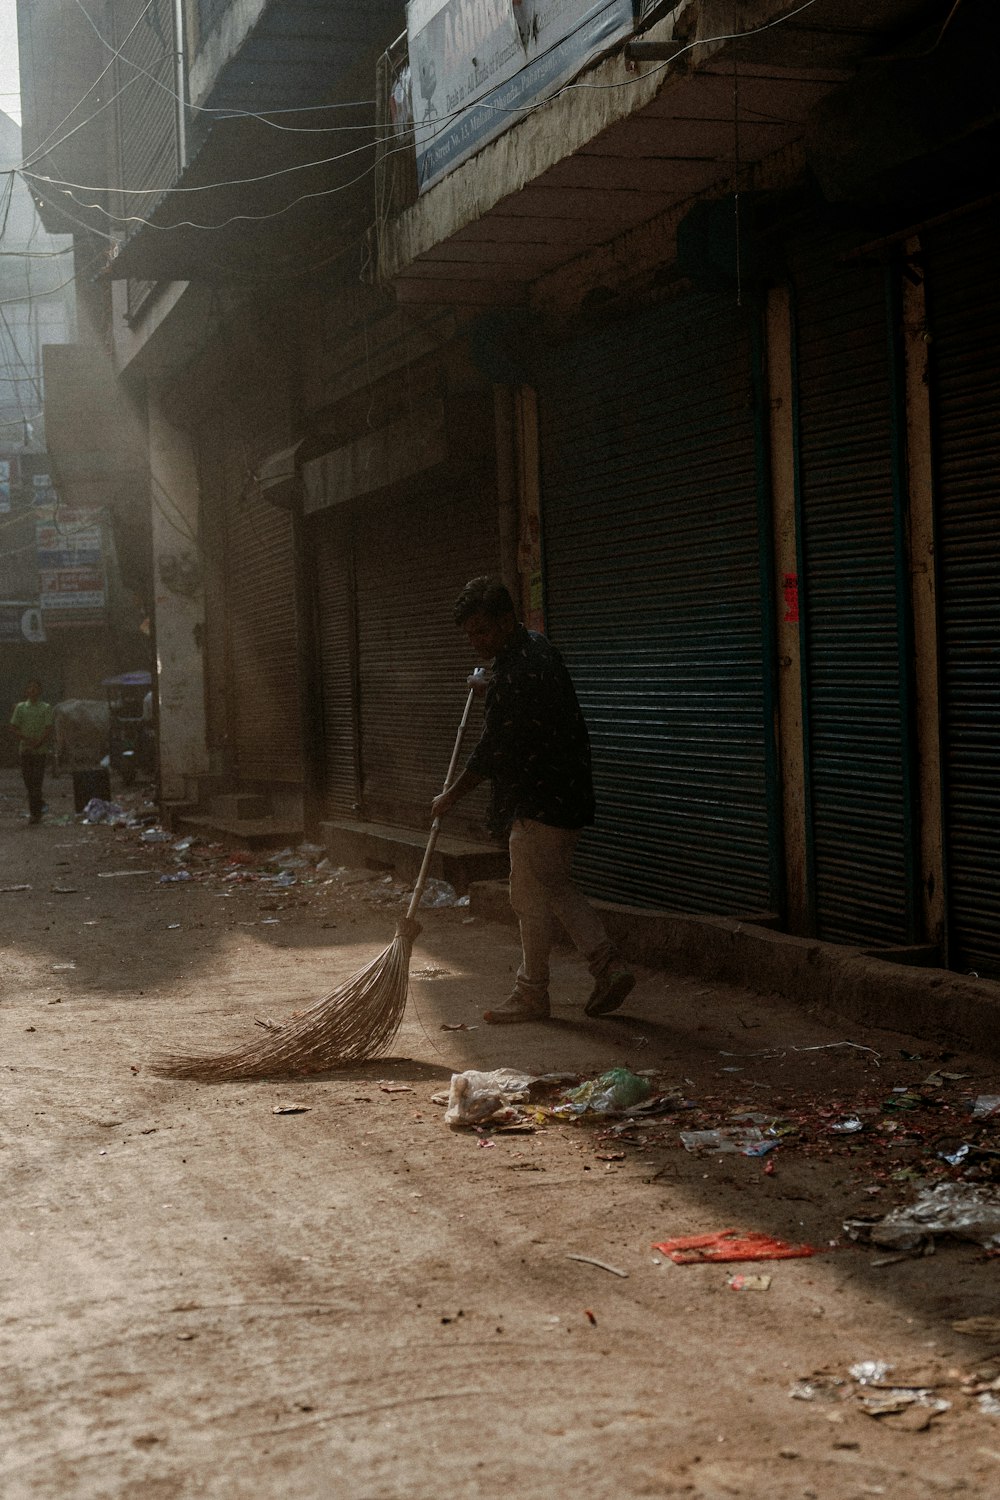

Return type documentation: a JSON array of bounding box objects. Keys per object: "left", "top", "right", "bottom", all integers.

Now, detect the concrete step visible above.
[
  {"left": 318, "top": 816, "right": 507, "bottom": 895},
  {"left": 173, "top": 812, "right": 303, "bottom": 850}
]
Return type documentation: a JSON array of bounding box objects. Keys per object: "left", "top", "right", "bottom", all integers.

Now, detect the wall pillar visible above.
[
  {"left": 146, "top": 387, "right": 208, "bottom": 802},
  {"left": 902, "top": 237, "right": 946, "bottom": 950},
  {"left": 766, "top": 285, "right": 808, "bottom": 931}
]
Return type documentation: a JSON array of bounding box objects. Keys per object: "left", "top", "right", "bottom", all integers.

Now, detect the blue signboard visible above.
[{"left": 409, "top": 0, "right": 637, "bottom": 192}]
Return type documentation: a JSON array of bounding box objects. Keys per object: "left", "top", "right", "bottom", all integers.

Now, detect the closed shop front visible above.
[
  {"left": 309, "top": 422, "right": 500, "bottom": 833},
  {"left": 312, "top": 513, "right": 360, "bottom": 817},
  {"left": 538, "top": 290, "right": 779, "bottom": 916},
  {"left": 789, "top": 230, "right": 916, "bottom": 947},
  {"left": 202, "top": 392, "right": 302, "bottom": 788},
  {"left": 223, "top": 474, "right": 302, "bottom": 785},
  {"left": 924, "top": 201, "right": 1000, "bottom": 978},
  {"left": 353, "top": 483, "right": 498, "bottom": 829}
]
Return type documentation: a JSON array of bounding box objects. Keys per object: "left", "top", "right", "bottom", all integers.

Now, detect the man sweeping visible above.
[{"left": 432, "top": 576, "right": 635, "bottom": 1024}]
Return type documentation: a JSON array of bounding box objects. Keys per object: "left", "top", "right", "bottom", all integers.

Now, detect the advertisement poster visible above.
[
  {"left": 32, "top": 473, "right": 58, "bottom": 506},
  {"left": 0, "top": 605, "right": 46, "bottom": 643},
  {"left": 408, "top": 0, "right": 636, "bottom": 190},
  {"left": 35, "top": 508, "right": 106, "bottom": 613}
]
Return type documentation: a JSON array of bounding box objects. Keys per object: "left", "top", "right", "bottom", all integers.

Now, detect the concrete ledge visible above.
[
  {"left": 469, "top": 880, "right": 1000, "bottom": 1058},
  {"left": 171, "top": 813, "right": 303, "bottom": 849},
  {"left": 319, "top": 818, "right": 508, "bottom": 895}
]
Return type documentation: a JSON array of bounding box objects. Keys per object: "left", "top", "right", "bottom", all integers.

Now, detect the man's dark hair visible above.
[{"left": 453, "top": 576, "right": 516, "bottom": 626}]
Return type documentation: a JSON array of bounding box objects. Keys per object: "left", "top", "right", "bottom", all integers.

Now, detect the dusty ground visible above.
[{"left": 2, "top": 766, "right": 1000, "bottom": 1499}]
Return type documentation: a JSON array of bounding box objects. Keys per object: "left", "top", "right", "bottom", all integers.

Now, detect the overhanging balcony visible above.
[
  {"left": 109, "top": 0, "right": 404, "bottom": 285},
  {"left": 373, "top": 0, "right": 945, "bottom": 308}
]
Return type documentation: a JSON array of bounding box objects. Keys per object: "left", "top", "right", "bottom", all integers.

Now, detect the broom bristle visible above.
[{"left": 151, "top": 934, "right": 413, "bottom": 1081}]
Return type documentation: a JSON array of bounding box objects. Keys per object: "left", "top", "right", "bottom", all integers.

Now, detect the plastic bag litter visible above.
[
  {"left": 82, "top": 797, "right": 127, "bottom": 825},
  {"left": 845, "top": 1181, "right": 1000, "bottom": 1251},
  {"left": 970, "top": 1095, "right": 1000, "bottom": 1120},
  {"left": 444, "top": 1068, "right": 537, "bottom": 1128},
  {"left": 419, "top": 877, "right": 459, "bottom": 908},
  {"left": 553, "top": 1066, "right": 653, "bottom": 1118},
  {"left": 680, "top": 1127, "right": 766, "bottom": 1154},
  {"left": 159, "top": 869, "right": 192, "bottom": 884}
]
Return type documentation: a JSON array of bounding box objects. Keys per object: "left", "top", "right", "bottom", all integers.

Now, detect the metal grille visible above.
[
  {"left": 352, "top": 484, "right": 498, "bottom": 834},
  {"left": 925, "top": 201, "right": 1000, "bottom": 977},
  {"left": 222, "top": 441, "right": 302, "bottom": 786},
  {"left": 113, "top": 0, "right": 178, "bottom": 320},
  {"left": 790, "top": 230, "right": 913, "bottom": 947},
  {"left": 313, "top": 514, "right": 360, "bottom": 816},
  {"left": 113, "top": 0, "right": 178, "bottom": 219},
  {"left": 539, "top": 291, "right": 775, "bottom": 915}
]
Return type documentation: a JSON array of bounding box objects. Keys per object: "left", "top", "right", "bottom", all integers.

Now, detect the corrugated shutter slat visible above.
[
  {"left": 926, "top": 202, "right": 1000, "bottom": 977},
  {"left": 351, "top": 486, "right": 499, "bottom": 832},
  {"left": 539, "top": 292, "right": 774, "bottom": 915},
  {"left": 791, "top": 232, "right": 911, "bottom": 946}
]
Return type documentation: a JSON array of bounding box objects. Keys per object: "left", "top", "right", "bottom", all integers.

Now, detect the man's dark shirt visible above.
[{"left": 466, "top": 625, "right": 596, "bottom": 838}]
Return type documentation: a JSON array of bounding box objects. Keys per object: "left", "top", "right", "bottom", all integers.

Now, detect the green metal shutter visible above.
[
  {"left": 925, "top": 202, "right": 1000, "bottom": 977},
  {"left": 538, "top": 292, "right": 777, "bottom": 915},
  {"left": 790, "top": 231, "right": 915, "bottom": 947}
]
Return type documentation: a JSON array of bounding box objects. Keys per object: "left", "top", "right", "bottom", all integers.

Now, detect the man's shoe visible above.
[
  {"left": 584, "top": 967, "right": 635, "bottom": 1017},
  {"left": 483, "top": 991, "right": 551, "bottom": 1024}
]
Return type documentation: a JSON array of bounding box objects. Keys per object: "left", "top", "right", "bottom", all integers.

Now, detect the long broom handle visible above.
[{"left": 405, "top": 685, "right": 478, "bottom": 921}]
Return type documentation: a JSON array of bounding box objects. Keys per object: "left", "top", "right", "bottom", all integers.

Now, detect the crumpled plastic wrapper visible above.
[
  {"left": 443, "top": 1068, "right": 537, "bottom": 1128},
  {"left": 845, "top": 1181, "right": 1000, "bottom": 1251}
]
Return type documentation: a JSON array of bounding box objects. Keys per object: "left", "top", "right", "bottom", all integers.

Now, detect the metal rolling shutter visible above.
[
  {"left": 353, "top": 485, "right": 498, "bottom": 831},
  {"left": 224, "top": 481, "right": 302, "bottom": 785},
  {"left": 313, "top": 517, "right": 360, "bottom": 816},
  {"left": 539, "top": 292, "right": 776, "bottom": 915},
  {"left": 113, "top": 0, "right": 178, "bottom": 317},
  {"left": 925, "top": 202, "right": 1000, "bottom": 977},
  {"left": 790, "top": 232, "right": 913, "bottom": 947}
]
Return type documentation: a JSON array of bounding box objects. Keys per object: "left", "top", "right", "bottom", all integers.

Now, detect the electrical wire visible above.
[
  {"left": 24, "top": 131, "right": 378, "bottom": 197},
  {"left": 15, "top": 1, "right": 377, "bottom": 179},
  {"left": 19, "top": 147, "right": 391, "bottom": 234},
  {"left": 71, "top": 0, "right": 377, "bottom": 136},
  {"left": 0, "top": 245, "right": 76, "bottom": 258},
  {"left": 18, "top": 0, "right": 823, "bottom": 196}
]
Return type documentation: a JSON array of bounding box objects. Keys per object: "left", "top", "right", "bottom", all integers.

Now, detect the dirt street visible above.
[{"left": 2, "top": 768, "right": 1000, "bottom": 1499}]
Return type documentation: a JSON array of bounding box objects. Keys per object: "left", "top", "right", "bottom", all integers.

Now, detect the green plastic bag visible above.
[{"left": 554, "top": 1067, "right": 653, "bottom": 1118}]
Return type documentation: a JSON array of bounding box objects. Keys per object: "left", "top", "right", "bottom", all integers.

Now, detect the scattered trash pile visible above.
[
  {"left": 845, "top": 1181, "right": 1000, "bottom": 1253},
  {"left": 438, "top": 1065, "right": 679, "bottom": 1130},
  {"left": 81, "top": 796, "right": 148, "bottom": 828},
  {"left": 66, "top": 805, "right": 472, "bottom": 918},
  {"left": 790, "top": 1348, "right": 1000, "bottom": 1431}
]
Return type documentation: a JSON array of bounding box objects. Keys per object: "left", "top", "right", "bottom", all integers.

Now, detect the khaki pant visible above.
[{"left": 508, "top": 818, "right": 612, "bottom": 1000}]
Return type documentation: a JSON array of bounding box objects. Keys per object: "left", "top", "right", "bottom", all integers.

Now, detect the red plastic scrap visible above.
[{"left": 652, "top": 1229, "right": 819, "bottom": 1264}]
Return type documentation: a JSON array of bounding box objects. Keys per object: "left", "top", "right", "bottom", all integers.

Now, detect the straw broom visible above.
[{"left": 152, "top": 687, "right": 477, "bottom": 1081}]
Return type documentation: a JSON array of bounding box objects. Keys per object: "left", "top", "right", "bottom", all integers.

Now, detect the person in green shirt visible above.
[{"left": 9, "top": 679, "right": 54, "bottom": 825}]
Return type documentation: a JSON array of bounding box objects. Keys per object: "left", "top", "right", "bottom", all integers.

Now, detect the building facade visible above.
[{"left": 16, "top": 0, "right": 1000, "bottom": 979}]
